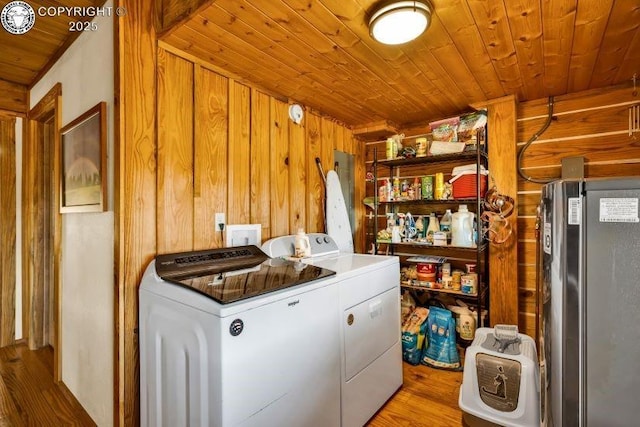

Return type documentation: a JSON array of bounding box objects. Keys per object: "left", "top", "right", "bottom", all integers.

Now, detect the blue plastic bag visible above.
[
  {"left": 421, "top": 307, "right": 461, "bottom": 370},
  {"left": 401, "top": 307, "right": 429, "bottom": 365}
]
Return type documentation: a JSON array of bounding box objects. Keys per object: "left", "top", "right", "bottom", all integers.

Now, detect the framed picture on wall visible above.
[{"left": 60, "top": 102, "right": 107, "bottom": 213}]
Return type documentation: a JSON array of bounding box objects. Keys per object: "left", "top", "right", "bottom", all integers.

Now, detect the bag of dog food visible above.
[
  {"left": 421, "top": 307, "right": 461, "bottom": 370},
  {"left": 401, "top": 307, "right": 429, "bottom": 365}
]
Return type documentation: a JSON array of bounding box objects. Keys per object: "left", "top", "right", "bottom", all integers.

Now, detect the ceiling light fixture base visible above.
[{"left": 369, "top": 0, "right": 433, "bottom": 45}]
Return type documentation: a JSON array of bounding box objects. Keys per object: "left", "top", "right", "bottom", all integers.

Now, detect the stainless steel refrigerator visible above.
[{"left": 538, "top": 177, "right": 640, "bottom": 427}]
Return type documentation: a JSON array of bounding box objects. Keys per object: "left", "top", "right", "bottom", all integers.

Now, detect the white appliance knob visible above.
[
  {"left": 316, "top": 237, "right": 323, "bottom": 244},
  {"left": 324, "top": 237, "right": 330, "bottom": 243}
]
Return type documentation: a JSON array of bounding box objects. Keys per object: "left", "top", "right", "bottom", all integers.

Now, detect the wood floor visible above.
[
  {"left": 0, "top": 343, "right": 464, "bottom": 427},
  {"left": 0, "top": 343, "right": 95, "bottom": 426},
  {"left": 368, "top": 362, "right": 466, "bottom": 427}
]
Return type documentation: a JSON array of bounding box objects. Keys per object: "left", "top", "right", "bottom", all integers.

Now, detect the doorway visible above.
[{"left": 24, "top": 83, "right": 62, "bottom": 381}]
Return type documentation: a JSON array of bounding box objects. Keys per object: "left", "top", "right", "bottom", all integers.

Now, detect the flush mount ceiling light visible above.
[{"left": 369, "top": 1, "right": 433, "bottom": 45}]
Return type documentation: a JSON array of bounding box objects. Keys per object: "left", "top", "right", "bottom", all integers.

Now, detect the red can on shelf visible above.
[{"left": 416, "top": 263, "right": 437, "bottom": 282}]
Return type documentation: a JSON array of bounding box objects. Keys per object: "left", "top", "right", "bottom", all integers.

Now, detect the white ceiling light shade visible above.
[{"left": 369, "top": 1, "right": 433, "bottom": 45}]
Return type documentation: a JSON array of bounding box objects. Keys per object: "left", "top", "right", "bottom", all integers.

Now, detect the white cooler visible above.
[{"left": 459, "top": 326, "right": 540, "bottom": 427}]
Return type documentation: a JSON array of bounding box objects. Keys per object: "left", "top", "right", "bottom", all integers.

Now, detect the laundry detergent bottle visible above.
[
  {"left": 440, "top": 209, "right": 453, "bottom": 243},
  {"left": 294, "top": 229, "right": 311, "bottom": 257},
  {"left": 451, "top": 205, "right": 475, "bottom": 248}
]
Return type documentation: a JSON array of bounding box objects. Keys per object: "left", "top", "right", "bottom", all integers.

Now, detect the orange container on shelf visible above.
[
  {"left": 450, "top": 173, "right": 488, "bottom": 199},
  {"left": 416, "top": 263, "right": 437, "bottom": 282}
]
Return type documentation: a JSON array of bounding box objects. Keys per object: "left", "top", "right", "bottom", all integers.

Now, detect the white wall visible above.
[{"left": 29, "top": 2, "right": 114, "bottom": 425}]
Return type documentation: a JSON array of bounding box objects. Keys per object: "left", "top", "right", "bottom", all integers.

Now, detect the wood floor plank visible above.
[
  {"left": 0, "top": 344, "right": 94, "bottom": 426},
  {"left": 0, "top": 375, "right": 19, "bottom": 419},
  {"left": 1, "top": 343, "right": 467, "bottom": 426},
  {"left": 368, "top": 362, "right": 465, "bottom": 427}
]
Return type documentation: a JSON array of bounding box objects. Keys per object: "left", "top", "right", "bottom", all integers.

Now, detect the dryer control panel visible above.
[{"left": 262, "top": 233, "right": 340, "bottom": 258}]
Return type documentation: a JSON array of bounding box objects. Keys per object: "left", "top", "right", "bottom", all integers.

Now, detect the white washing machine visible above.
[
  {"left": 262, "top": 233, "right": 403, "bottom": 427},
  {"left": 139, "top": 245, "right": 342, "bottom": 427}
]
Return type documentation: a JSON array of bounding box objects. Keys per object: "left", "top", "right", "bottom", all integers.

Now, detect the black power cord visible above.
[{"left": 517, "top": 96, "right": 556, "bottom": 184}]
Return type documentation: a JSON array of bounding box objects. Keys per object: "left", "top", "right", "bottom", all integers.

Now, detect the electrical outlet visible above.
[{"left": 215, "top": 212, "right": 226, "bottom": 229}]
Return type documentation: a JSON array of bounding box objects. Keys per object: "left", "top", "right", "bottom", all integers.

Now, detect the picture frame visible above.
[{"left": 60, "top": 102, "right": 107, "bottom": 213}]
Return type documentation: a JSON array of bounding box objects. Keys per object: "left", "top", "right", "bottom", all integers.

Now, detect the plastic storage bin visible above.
[{"left": 450, "top": 173, "right": 488, "bottom": 199}]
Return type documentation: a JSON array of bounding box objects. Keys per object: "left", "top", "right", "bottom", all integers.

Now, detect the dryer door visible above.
[{"left": 343, "top": 287, "right": 400, "bottom": 380}]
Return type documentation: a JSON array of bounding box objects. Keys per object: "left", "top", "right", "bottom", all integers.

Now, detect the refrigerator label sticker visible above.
[
  {"left": 568, "top": 198, "right": 581, "bottom": 225},
  {"left": 599, "top": 198, "right": 639, "bottom": 223},
  {"left": 543, "top": 222, "right": 552, "bottom": 255}
]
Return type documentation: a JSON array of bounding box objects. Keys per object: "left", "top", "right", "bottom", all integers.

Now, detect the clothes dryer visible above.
[{"left": 262, "top": 233, "right": 403, "bottom": 426}]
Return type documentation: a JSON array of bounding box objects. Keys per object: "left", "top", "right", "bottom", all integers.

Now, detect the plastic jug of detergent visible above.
[
  {"left": 294, "top": 229, "right": 311, "bottom": 258},
  {"left": 451, "top": 205, "right": 475, "bottom": 248}
]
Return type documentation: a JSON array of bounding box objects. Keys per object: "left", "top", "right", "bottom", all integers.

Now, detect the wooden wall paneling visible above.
[
  {"left": 518, "top": 104, "right": 630, "bottom": 142},
  {"left": 517, "top": 216, "right": 537, "bottom": 241},
  {"left": 228, "top": 81, "right": 251, "bottom": 225},
  {"left": 319, "top": 118, "right": 337, "bottom": 232},
  {"left": 193, "top": 66, "right": 229, "bottom": 250},
  {"left": 352, "top": 134, "right": 366, "bottom": 253},
  {"left": 334, "top": 124, "right": 345, "bottom": 153},
  {"left": 114, "top": 0, "right": 157, "bottom": 424},
  {"left": 250, "top": 89, "right": 272, "bottom": 240},
  {"left": 517, "top": 134, "right": 639, "bottom": 170},
  {"left": 157, "top": 50, "right": 194, "bottom": 253},
  {"left": 517, "top": 192, "right": 543, "bottom": 216},
  {"left": 320, "top": 119, "right": 336, "bottom": 176},
  {"left": 515, "top": 84, "right": 640, "bottom": 339},
  {"left": 167, "top": 20, "right": 364, "bottom": 125},
  {"left": 0, "top": 118, "right": 16, "bottom": 346},
  {"left": 519, "top": 312, "right": 536, "bottom": 337},
  {"left": 519, "top": 285, "right": 536, "bottom": 315},
  {"left": 269, "top": 98, "right": 290, "bottom": 237},
  {"left": 288, "top": 117, "right": 306, "bottom": 233},
  {"left": 517, "top": 163, "right": 640, "bottom": 190},
  {"left": 485, "top": 96, "right": 519, "bottom": 327},
  {"left": 517, "top": 242, "right": 536, "bottom": 269},
  {"left": 0, "top": 80, "right": 27, "bottom": 114},
  {"left": 158, "top": 40, "right": 289, "bottom": 106},
  {"left": 518, "top": 85, "right": 637, "bottom": 116},
  {"left": 306, "top": 113, "right": 324, "bottom": 233}
]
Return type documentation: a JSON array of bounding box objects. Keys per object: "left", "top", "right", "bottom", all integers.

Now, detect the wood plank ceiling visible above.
[
  {"left": 161, "top": 0, "right": 640, "bottom": 129},
  {"left": 0, "top": 0, "right": 103, "bottom": 87}
]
